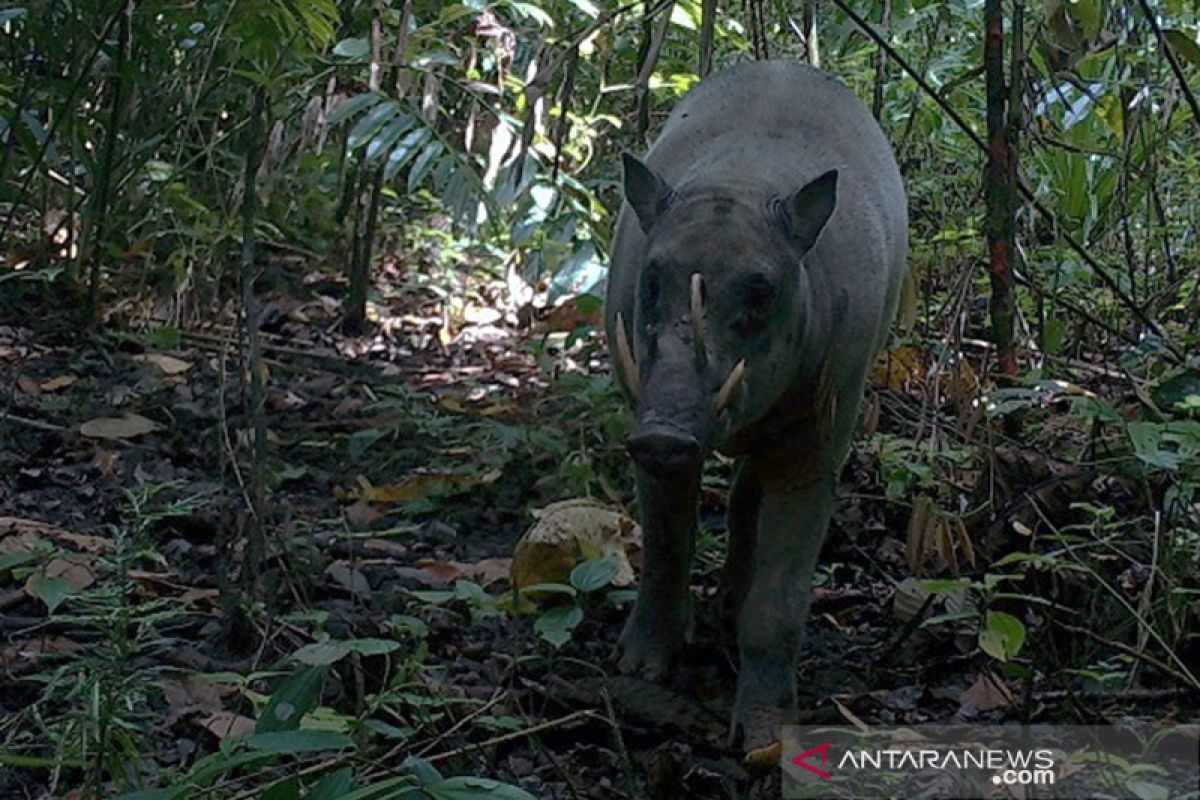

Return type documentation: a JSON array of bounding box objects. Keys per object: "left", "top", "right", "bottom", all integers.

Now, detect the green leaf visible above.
[
  {"left": 332, "top": 37, "right": 370, "bottom": 59},
  {"left": 293, "top": 641, "right": 353, "bottom": 666},
  {"left": 257, "top": 665, "right": 326, "bottom": 732},
  {"left": 348, "top": 101, "right": 400, "bottom": 150},
  {"left": 110, "top": 791, "right": 182, "bottom": 800},
  {"left": 570, "top": 554, "right": 620, "bottom": 593},
  {"left": 1151, "top": 370, "right": 1200, "bottom": 412},
  {"left": 327, "top": 92, "right": 380, "bottom": 126},
  {"left": 918, "top": 579, "right": 972, "bottom": 594},
  {"left": 384, "top": 129, "right": 431, "bottom": 181},
  {"left": 534, "top": 603, "right": 583, "bottom": 648},
  {"left": 1126, "top": 778, "right": 1171, "bottom": 800},
  {"left": 517, "top": 582, "right": 578, "bottom": 598},
  {"left": 427, "top": 777, "right": 538, "bottom": 800},
  {"left": 345, "top": 638, "right": 401, "bottom": 656},
  {"left": 1164, "top": 29, "right": 1200, "bottom": 69},
  {"left": 407, "top": 140, "right": 444, "bottom": 190},
  {"left": 366, "top": 113, "right": 416, "bottom": 162},
  {"left": 27, "top": 575, "right": 74, "bottom": 613},
  {"left": 329, "top": 775, "right": 421, "bottom": 800},
  {"left": 1128, "top": 421, "right": 1200, "bottom": 470},
  {"left": 309, "top": 767, "right": 356, "bottom": 800},
  {"left": 979, "top": 610, "right": 1026, "bottom": 661},
  {"left": 263, "top": 776, "right": 301, "bottom": 800},
  {"left": 1066, "top": 0, "right": 1101, "bottom": 39},
  {"left": 245, "top": 729, "right": 352, "bottom": 754},
  {"left": 402, "top": 755, "right": 444, "bottom": 785},
  {"left": 0, "top": 551, "right": 36, "bottom": 573}
]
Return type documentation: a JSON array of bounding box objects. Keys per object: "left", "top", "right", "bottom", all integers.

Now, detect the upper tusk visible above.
[
  {"left": 614, "top": 312, "right": 640, "bottom": 396},
  {"left": 714, "top": 359, "right": 746, "bottom": 413},
  {"left": 690, "top": 272, "right": 706, "bottom": 364}
]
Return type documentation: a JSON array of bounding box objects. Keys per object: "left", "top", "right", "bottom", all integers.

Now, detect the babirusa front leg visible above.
[{"left": 618, "top": 464, "right": 700, "bottom": 678}]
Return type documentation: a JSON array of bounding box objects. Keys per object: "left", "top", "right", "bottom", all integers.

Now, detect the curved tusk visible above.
[
  {"left": 614, "top": 312, "right": 640, "bottom": 397},
  {"left": 713, "top": 359, "right": 746, "bottom": 413},
  {"left": 690, "top": 272, "right": 706, "bottom": 364}
]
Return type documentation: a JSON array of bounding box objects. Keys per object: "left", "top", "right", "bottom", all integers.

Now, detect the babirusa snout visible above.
[
  {"left": 690, "top": 272, "right": 706, "bottom": 365},
  {"left": 714, "top": 360, "right": 746, "bottom": 414},
  {"left": 614, "top": 312, "right": 640, "bottom": 397}
]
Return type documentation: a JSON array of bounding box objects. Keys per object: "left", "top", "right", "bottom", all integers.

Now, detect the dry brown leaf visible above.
[
  {"left": 511, "top": 499, "right": 641, "bottom": 590},
  {"left": 471, "top": 557, "right": 512, "bottom": 587},
  {"left": 79, "top": 413, "right": 160, "bottom": 440},
  {"left": 16, "top": 375, "right": 40, "bottom": 395},
  {"left": 743, "top": 740, "right": 782, "bottom": 767},
  {"left": 180, "top": 587, "right": 221, "bottom": 606},
  {"left": 959, "top": 672, "right": 1014, "bottom": 712},
  {"left": 55, "top": 531, "right": 113, "bottom": 554},
  {"left": 40, "top": 375, "right": 77, "bottom": 392},
  {"left": 360, "top": 469, "right": 501, "bottom": 505},
  {"left": 0, "top": 636, "right": 85, "bottom": 671},
  {"left": 91, "top": 449, "right": 120, "bottom": 478},
  {"left": 38, "top": 556, "right": 97, "bottom": 591},
  {"left": 134, "top": 353, "right": 192, "bottom": 375},
  {"left": 163, "top": 677, "right": 226, "bottom": 725},
  {"left": 198, "top": 711, "right": 255, "bottom": 740},
  {"left": 0, "top": 517, "right": 74, "bottom": 551},
  {"left": 363, "top": 538, "right": 409, "bottom": 557},
  {"left": 345, "top": 499, "right": 383, "bottom": 528}
]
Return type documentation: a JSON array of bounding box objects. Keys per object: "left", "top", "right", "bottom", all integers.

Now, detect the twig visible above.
[
  {"left": 0, "top": 412, "right": 66, "bottom": 433},
  {"left": 425, "top": 709, "right": 603, "bottom": 763}
]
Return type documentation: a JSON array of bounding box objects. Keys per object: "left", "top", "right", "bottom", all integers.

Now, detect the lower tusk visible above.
[
  {"left": 714, "top": 359, "right": 746, "bottom": 413},
  {"left": 614, "top": 312, "right": 640, "bottom": 397},
  {"left": 690, "top": 272, "right": 706, "bottom": 364}
]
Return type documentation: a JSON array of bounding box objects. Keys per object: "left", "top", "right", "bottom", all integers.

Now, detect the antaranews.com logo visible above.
[{"left": 781, "top": 724, "right": 1198, "bottom": 799}]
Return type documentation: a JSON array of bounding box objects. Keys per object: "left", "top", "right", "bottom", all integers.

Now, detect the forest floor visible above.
[{"left": 1, "top": 259, "right": 1196, "bottom": 799}]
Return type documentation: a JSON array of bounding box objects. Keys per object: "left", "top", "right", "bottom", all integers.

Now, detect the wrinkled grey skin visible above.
[{"left": 605, "top": 61, "right": 907, "bottom": 749}]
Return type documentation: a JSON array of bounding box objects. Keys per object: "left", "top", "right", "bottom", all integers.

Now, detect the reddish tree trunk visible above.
[{"left": 984, "top": 0, "right": 1019, "bottom": 378}]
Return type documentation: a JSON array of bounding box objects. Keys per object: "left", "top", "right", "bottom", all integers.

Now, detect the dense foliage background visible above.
[{"left": 1, "top": 1, "right": 1198, "bottom": 798}]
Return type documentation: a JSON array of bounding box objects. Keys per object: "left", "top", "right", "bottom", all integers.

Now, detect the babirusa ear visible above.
[
  {"left": 622, "top": 153, "right": 674, "bottom": 233},
  {"left": 781, "top": 169, "right": 838, "bottom": 253}
]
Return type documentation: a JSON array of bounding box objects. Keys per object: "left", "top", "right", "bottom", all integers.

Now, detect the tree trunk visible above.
[{"left": 984, "top": 0, "right": 1018, "bottom": 379}]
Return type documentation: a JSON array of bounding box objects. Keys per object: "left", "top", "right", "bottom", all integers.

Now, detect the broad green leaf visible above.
[
  {"left": 1152, "top": 370, "right": 1200, "bottom": 411},
  {"left": 384, "top": 129, "right": 431, "bottom": 181},
  {"left": 327, "top": 92, "right": 380, "bottom": 126},
  {"left": 347, "top": 638, "right": 401, "bottom": 655},
  {"left": 402, "top": 755, "right": 444, "bottom": 785},
  {"left": 309, "top": 768, "right": 356, "bottom": 800},
  {"left": 1128, "top": 421, "right": 1200, "bottom": 470},
  {"left": 0, "top": 551, "right": 36, "bottom": 573},
  {"left": 570, "top": 554, "right": 620, "bottom": 593},
  {"left": 28, "top": 575, "right": 74, "bottom": 613},
  {"left": 257, "top": 665, "right": 326, "bottom": 732},
  {"left": 293, "top": 641, "right": 353, "bottom": 666},
  {"left": 331, "top": 775, "right": 421, "bottom": 800},
  {"left": 263, "top": 776, "right": 301, "bottom": 800},
  {"left": 1164, "top": 29, "right": 1200, "bottom": 69},
  {"left": 245, "top": 729, "right": 352, "bottom": 754},
  {"left": 333, "top": 37, "right": 369, "bottom": 59},
  {"left": 534, "top": 603, "right": 583, "bottom": 648},
  {"left": 348, "top": 101, "right": 400, "bottom": 150},
  {"left": 407, "top": 140, "right": 444, "bottom": 190},
  {"left": 367, "top": 113, "right": 416, "bottom": 162},
  {"left": 979, "top": 610, "right": 1026, "bottom": 661},
  {"left": 1066, "top": 0, "right": 1101, "bottom": 39},
  {"left": 427, "top": 777, "right": 538, "bottom": 800}
]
